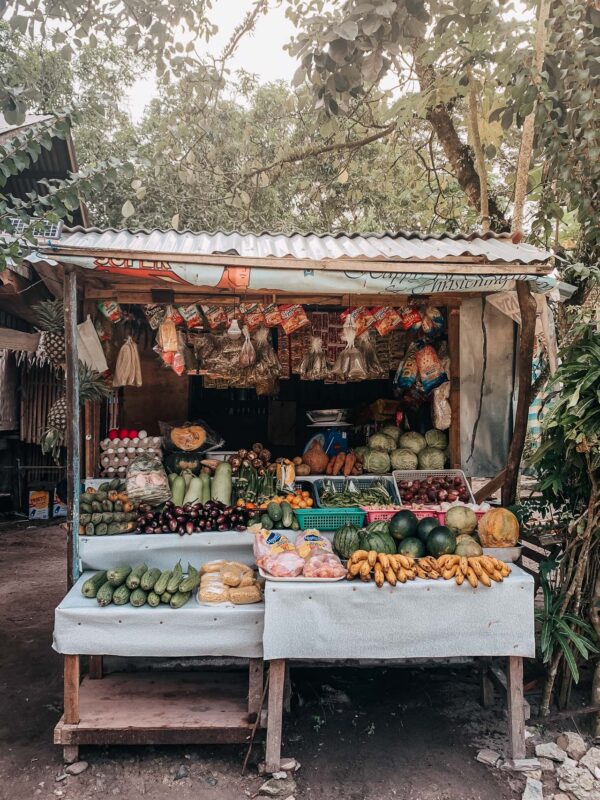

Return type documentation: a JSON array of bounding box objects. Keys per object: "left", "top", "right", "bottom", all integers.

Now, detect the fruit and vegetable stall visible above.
[{"left": 26, "top": 228, "right": 555, "bottom": 768}]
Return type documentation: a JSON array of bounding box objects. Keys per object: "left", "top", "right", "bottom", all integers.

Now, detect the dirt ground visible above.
[{"left": 0, "top": 524, "right": 544, "bottom": 800}]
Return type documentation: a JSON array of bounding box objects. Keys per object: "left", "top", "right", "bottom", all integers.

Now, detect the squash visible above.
[
  {"left": 165, "top": 451, "right": 203, "bottom": 475},
  {"left": 333, "top": 523, "right": 361, "bottom": 559},
  {"left": 444, "top": 505, "right": 477, "bottom": 537},
  {"left": 212, "top": 462, "right": 232, "bottom": 505},
  {"left": 303, "top": 441, "right": 329, "bottom": 474},
  {"left": 169, "top": 425, "right": 207, "bottom": 451},
  {"left": 477, "top": 507, "right": 520, "bottom": 547}
]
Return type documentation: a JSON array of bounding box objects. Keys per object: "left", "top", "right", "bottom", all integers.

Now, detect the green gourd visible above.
[
  {"left": 154, "top": 570, "right": 172, "bottom": 595},
  {"left": 200, "top": 473, "right": 211, "bottom": 504},
  {"left": 170, "top": 591, "right": 192, "bottom": 609},
  {"left": 96, "top": 581, "right": 114, "bottom": 606},
  {"left": 112, "top": 585, "right": 131, "bottom": 605},
  {"left": 171, "top": 474, "right": 186, "bottom": 506},
  {"left": 126, "top": 563, "right": 148, "bottom": 589},
  {"left": 106, "top": 566, "right": 132, "bottom": 587},
  {"left": 147, "top": 591, "right": 161, "bottom": 607},
  {"left": 129, "top": 588, "right": 148, "bottom": 607},
  {"left": 183, "top": 476, "right": 203, "bottom": 505},
  {"left": 211, "top": 462, "right": 232, "bottom": 505},
  {"left": 140, "top": 568, "right": 161, "bottom": 591},
  {"left": 81, "top": 571, "right": 108, "bottom": 598}
]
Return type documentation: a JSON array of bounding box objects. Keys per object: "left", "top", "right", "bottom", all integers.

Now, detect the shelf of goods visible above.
[{"left": 54, "top": 533, "right": 265, "bottom": 760}]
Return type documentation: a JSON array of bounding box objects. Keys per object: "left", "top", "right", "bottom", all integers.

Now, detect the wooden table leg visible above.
[
  {"left": 266, "top": 659, "right": 286, "bottom": 773},
  {"left": 89, "top": 655, "right": 103, "bottom": 680},
  {"left": 63, "top": 745, "right": 79, "bottom": 764},
  {"left": 506, "top": 656, "right": 526, "bottom": 761},
  {"left": 248, "top": 658, "right": 264, "bottom": 719},
  {"left": 480, "top": 658, "right": 494, "bottom": 708},
  {"left": 64, "top": 655, "right": 80, "bottom": 724},
  {"left": 283, "top": 661, "right": 292, "bottom": 713}
]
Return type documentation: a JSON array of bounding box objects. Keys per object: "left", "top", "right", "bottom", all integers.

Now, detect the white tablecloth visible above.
[
  {"left": 79, "top": 532, "right": 255, "bottom": 571},
  {"left": 263, "top": 564, "right": 535, "bottom": 660},
  {"left": 54, "top": 573, "right": 264, "bottom": 657}
]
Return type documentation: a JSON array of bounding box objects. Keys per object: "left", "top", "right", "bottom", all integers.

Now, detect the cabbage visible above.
[
  {"left": 398, "top": 431, "right": 427, "bottom": 454},
  {"left": 363, "top": 449, "right": 391, "bottom": 474},
  {"left": 368, "top": 433, "right": 396, "bottom": 452},
  {"left": 425, "top": 429, "right": 448, "bottom": 449},
  {"left": 354, "top": 445, "right": 369, "bottom": 461},
  {"left": 390, "top": 448, "right": 418, "bottom": 470},
  {"left": 381, "top": 425, "right": 401, "bottom": 444},
  {"left": 417, "top": 446, "right": 446, "bottom": 469}
]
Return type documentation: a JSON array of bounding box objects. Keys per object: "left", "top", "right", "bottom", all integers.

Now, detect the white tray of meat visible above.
[{"left": 258, "top": 567, "right": 345, "bottom": 583}]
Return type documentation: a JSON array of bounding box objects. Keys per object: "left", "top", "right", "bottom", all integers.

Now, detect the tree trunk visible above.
[
  {"left": 412, "top": 55, "right": 507, "bottom": 231},
  {"left": 591, "top": 571, "right": 600, "bottom": 737},
  {"left": 467, "top": 68, "right": 490, "bottom": 233}
]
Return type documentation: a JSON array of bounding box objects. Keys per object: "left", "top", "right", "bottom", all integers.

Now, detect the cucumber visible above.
[
  {"left": 291, "top": 518, "right": 300, "bottom": 531},
  {"left": 166, "top": 562, "right": 183, "bottom": 593},
  {"left": 140, "top": 567, "right": 161, "bottom": 591},
  {"left": 160, "top": 591, "right": 172, "bottom": 604},
  {"left": 102, "top": 512, "right": 115, "bottom": 524},
  {"left": 98, "top": 482, "right": 111, "bottom": 492},
  {"left": 102, "top": 500, "right": 113, "bottom": 512},
  {"left": 147, "top": 591, "right": 161, "bottom": 608},
  {"left": 260, "top": 514, "right": 274, "bottom": 531},
  {"left": 126, "top": 563, "right": 148, "bottom": 590},
  {"left": 200, "top": 473, "right": 211, "bottom": 504},
  {"left": 183, "top": 476, "right": 202, "bottom": 505},
  {"left": 170, "top": 590, "right": 192, "bottom": 609},
  {"left": 95, "top": 522, "right": 108, "bottom": 536},
  {"left": 80, "top": 513, "right": 91, "bottom": 525},
  {"left": 114, "top": 500, "right": 123, "bottom": 512},
  {"left": 178, "top": 565, "right": 200, "bottom": 593},
  {"left": 109, "top": 478, "right": 121, "bottom": 490},
  {"left": 96, "top": 581, "right": 114, "bottom": 606},
  {"left": 85, "top": 523, "right": 95, "bottom": 536},
  {"left": 212, "top": 462, "right": 232, "bottom": 505},
  {"left": 81, "top": 571, "right": 107, "bottom": 598},
  {"left": 91, "top": 512, "right": 103, "bottom": 525},
  {"left": 182, "top": 469, "right": 193, "bottom": 488},
  {"left": 267, "top": 501, "right": 283, "bottom": 523},
  {"left": 91, "top": 501, "right": 102, "bottom": 513},
  {"left": 280, "top": 501, "right": 294, "bottom": 529},
  {"left": 112, "top": 511, "right": 125, "bottom": 522},
  {"left": 154, "top": 570, "right": 172, "bottom": 595},
  {"left": 107, "top": 566, "right": 132, "bottom": 587},
  {"left": 129, "top": 588, "right": 147, "bottom": 607},
  {"left": 95, "top": 491, "right": 108, "bottom": 501},
  {"left": 113, "top": 585, "right": 131, "bottom": 605},
  {"left": 107, "top": 522, "right": 130, "bottom": 535},
  {"left": 171, "top": 475, "right": 186, "bottom": 506}
]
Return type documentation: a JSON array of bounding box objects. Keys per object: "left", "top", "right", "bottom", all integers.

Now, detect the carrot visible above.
[
  {"left": 326, "top": 456, "right": 335, "bottom": 475},
  {"left": 343, "top": 451, "right": 356, "bottom": 477},
  {"left": 332, "top": 452, "right": 346, "bottom": 476}
]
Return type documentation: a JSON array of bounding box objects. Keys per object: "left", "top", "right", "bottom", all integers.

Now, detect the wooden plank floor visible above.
[{"left": 55, "top": 671, "right": 263, "bottom": 746}]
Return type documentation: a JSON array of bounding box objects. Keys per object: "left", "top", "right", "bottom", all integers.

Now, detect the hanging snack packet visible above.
[
  {"left": 371, "top": 306, "right": 402, "bottom": 336},
  {"left": 415, "top": 342, "right": 447, "bottom": 393},
  {"left": 97, "top": 300, "right": 123, "bottom": 323},
  {"left": 157, "top": 318, "right": 179, "bottom": 352},
  {"left": 201, "top": 304, "right": 228, "bottom": 329},
  {"left": 356, "top": 330, "right": 384, "bottom": 379},
  {"left": 300, "top": 336, "right": 329, "bottom": 380},
  {"left": 340, "top": 307, "right": 374, "bottom": 336},
  {"left": 331, "top": 322, "right": 368, "bottom": 382},
  {"left": 399, "top": 306, "right": 423, "bottom": 332},
  {"left": 239, "top": 326, "right": 257, "bottom": 367},
  {"left": 395, "top": 342, "right": 418, "bottom": 389},
  {"left": 421, "top": 305, "right": 445, "bottom": 336},
  {"left": 279, "top": 304, "right": 310, "bottom": 335},
  {"left": 240, "top": 301, "right": 266, "bottom": 331},
  {"left": 178, "top": 304, "right": 203, "bottom": 330},
  {"left": 143, "top": 304, "right": 166, "bottom": 330},
  {"left": 163, "top": 305, "right": 184, "bottom": 326},
  {"left": 94, "top": 316, "right": 111, "bottom": 342},
  {"left": 263, "top": 303, "right": 283, "bottom": 328}
]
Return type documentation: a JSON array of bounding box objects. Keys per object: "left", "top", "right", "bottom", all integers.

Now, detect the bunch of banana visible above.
[
  {"left": 436, "top": 554, "right": 511, "bottom": 587},
  {"left": 346, "top": 550, "right": 418, "bottom": 587},
  {"left": 414, "top": 556, "right": 442, "bottom": 580}
]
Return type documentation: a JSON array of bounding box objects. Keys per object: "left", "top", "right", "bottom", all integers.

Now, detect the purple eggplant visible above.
[
  {"left": 169, "top": 519, "right": 178, "bottom": 532},
  {"left": 218, "top": 523, "right": 228, "bottom": 531},
  {"left": 235, "top": 524, "right": 246, "bottom": 532},
  {"left": 185, "top": 521, "right": 195, "bottom": 535},
  {"left": 144, "top": 525, "right": 154, "bottom": 534}
]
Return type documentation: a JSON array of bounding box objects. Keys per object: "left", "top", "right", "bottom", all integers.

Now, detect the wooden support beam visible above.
[
  {"left": 473, "top": 469, "right": 507, "bottom": 503},
  {"left": 265, "top": 660, "right": 286, "bottom": 773},
  {"left": 64, "top": 268, "right": 80, "bottom": 588},
  {"left": 502, "top": 281, "right": 537, "bottom": 505},
  {"left": 64, "top": 655, "right": 80, "bottom": 724},
  {"left": 506, "top": 656, "right": 526, "bottom": 761},
  {"left": 88, "top": 655, "right": 103, "bottom": 680},
  {"left": 247, "top": 659, "right": 263, "bottom": 719},
  {"left": 448, "top": 306, "right": 461, "bottom": 469}
]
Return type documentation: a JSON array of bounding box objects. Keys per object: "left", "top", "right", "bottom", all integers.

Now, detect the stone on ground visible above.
[
  {"left": 259, "top": 777, "right": 297, "bottom": 797},
  {"left": 476, "top": 749, "right": 503, "bottom": 767},
  {"left": 538, "top": 758, "right": 555, "bottom": 772},
  {"left": 65, "top": 761, "right": 89, "bottom": 776},
  {"left": 521, "top": 777, "right": 543, "bottom": 800},
  {"left": 535, "top": 742, "right": 569, "bottom": 762},
  {"left": 579, "top": 747, "right": 600, "bottom": 777},
  {"left": 557, "top": 731, "right": 587, "bottom": 761}
]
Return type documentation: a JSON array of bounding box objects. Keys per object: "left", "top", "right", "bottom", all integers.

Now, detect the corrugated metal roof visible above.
[
  {"left": 57, "top": 226, "right": 551, "bottom": 264},
  {"left": 0, "top": 113, "right": 53, "bottom": 141}
]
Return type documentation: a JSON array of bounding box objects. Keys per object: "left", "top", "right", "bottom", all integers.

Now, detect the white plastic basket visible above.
[{"left": 392, "top": 469, "right": 475, "bottom": 504}]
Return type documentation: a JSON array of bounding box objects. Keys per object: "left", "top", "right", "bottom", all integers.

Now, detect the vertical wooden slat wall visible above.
[{"left": 20, "top": 363, "right": 63, "bottom": 445}]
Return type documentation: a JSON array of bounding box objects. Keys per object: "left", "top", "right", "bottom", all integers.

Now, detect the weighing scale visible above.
[{"left": 303, "top": 409, "right": 351, "bottom": 457}]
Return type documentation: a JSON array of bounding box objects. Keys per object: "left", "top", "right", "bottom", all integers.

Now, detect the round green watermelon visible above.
[
  {"left": 415, "top": 515, "right": 439, "bottom": 543},
  {"left": 333, "top": 523, "right": 361, "bottom": 559},
  {"left": 388, "top": 510, "right": 418, "bottom": 541},
  {"left": 397, "top": 536, "right": 426, "bottom": 558},
  {"left": 360, "top": 530, "right": 397, "bottom": 555},
  {"left": 426, "top": 526, "right": 457, "bottom": 557}
]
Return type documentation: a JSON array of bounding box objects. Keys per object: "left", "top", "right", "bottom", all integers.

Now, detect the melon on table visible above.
[{"left": 477, "top": 507, "right": 520, "bottom": 547}]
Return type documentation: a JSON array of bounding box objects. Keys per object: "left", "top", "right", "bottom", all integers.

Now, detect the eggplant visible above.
[
  {"left": 173, "top": 506, "right": 184, "bottom": 516},
  {"left": 190, "top": 509, "right": 199, "bottom": 519},
  {"left": 218, "top": 523, "right": 228, "bottom": 531},
  {"left": 185, "top": 521, "right": 195, "bottom": 535},
  {"left": 235, "top": 524, "right": 246, "bottom": 532},
  {"left": 197, "top": 518, "right": 206, "bottom": 530},
  {"left": 169, "top": 519, "right": 178, "bottom": 532},
  {"left": 144, "top": 525, "right": 155, "bottom": 534},
  {"left": 176, "top": 515, "right": 186, "bottom": 524}
]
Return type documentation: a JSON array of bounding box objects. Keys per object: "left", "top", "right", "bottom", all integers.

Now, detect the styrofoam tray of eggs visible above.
[{"left": 99, "top": 429, "right": 163, "bottom": 478}]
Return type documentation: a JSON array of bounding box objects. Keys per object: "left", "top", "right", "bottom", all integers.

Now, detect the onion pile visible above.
[
  {"left": 135, "top": 500, "right": 251, "bottom": 535},
  {"left": 398, "top": 475, "right": 469, "bottom": 505}
]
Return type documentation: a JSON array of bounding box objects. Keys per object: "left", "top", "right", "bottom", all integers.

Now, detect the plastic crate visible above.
[
  {"left": 392, "top": 469, "right": 475, "bottom": 504},
  {"left": 294, "top": 507, "right": 366, "bottom": 531},
  {"left": 313, "top": 476, "right": 400, "bottom": 508},
  {"left": 362, "top": 506, "right": 442, "bottom": 524}
]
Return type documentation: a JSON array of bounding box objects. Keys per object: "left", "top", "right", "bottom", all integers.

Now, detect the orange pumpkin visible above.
[{"left": 477, "top": 508, "right": 520, "bottom": 547}]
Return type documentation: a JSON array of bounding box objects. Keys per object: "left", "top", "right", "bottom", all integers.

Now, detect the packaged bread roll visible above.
[{"left": 229, "top": 584, "right": 262, "bottom": 605}]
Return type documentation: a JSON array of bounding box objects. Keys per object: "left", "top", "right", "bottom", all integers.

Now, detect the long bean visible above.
[{"left": 319, "top": 480, "right": 394, "bottom": 507}]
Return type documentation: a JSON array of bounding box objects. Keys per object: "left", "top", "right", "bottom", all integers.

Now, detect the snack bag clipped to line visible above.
[
  {"left": 178, "top": 304, "right": 203, "bottom": 329},
  {"left": 395, "top": 342, "right": 418, "bottom": 389},
  {"left": 371, "top": 306, "right": 402, "bottom": 336},
  {"left": 240, "top": 302, "right": 266, "bottom": 331},
  {"left": 279, "top": 304, "right": 310, "bottom": 335},
  {"left": 263, "top": 303, "right": 283, "bottom": 328},
  {"left": 97, "top": 300, "right": 123, "bottom": 323},
  {"left": 340, "top": 307, "right": 374, "bottom": 336},
  {"left": 399, "top": 306, "right": 423, "bottom": 332}
]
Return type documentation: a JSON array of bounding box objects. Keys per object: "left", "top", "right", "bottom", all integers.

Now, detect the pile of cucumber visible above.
[
  {"left": 80, "top": 479, "right": 138, "bottom": 536},
  {"left": 248, "top": 500, "right": 299, "bottom": 531},
  {"left": 81, "top": 561, "right": 198, "bottom": 608}
]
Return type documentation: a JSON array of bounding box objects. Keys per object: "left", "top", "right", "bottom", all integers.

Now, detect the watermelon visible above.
[
  {"left": 388, "top": 510, "right": 418, "bottom": 541},
  {"left": 333, "top": 524, "right": 361, "bottom": 559},
  {"left": 398, "top": 537, "right": 426, "bottom": 558},
  {"left": 416, "top": 515, "right": 439, "bottom": 543},
  {"left": 426, "top": 526, "right": 457, "bottom": 557},
  {"left": 365, "top": 520, "right": 390, "bottom": 537},
  {"left": 360, "top": 530, "right": 397, "bottom": 555}
]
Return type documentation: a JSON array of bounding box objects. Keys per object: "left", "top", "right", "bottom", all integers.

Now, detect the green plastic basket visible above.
[{"left": 294, "top": 507, "right": 366, "bottom": 531}]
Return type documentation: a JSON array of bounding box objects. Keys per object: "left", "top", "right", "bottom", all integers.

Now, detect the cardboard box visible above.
[
  {"left": 52, "top": 489, "right": 67, "bottom": 518},
  {"left": 28, "top": 490, "right": 50, "bottom": 520}
]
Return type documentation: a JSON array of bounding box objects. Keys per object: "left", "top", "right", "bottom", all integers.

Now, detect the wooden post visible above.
[
  {"left": 480, "top": 659, "right": 495, "bottom": 708},
  {"left": 89, "top": 655, "right": 104, "bottom": 680},
  {"left": 64, "top": 655, "right": 80, "bottom": 724},
  {"left": 248, "top": 658, "right": 263, "bottom": 719},
  {"left": 502, "top": 281, "right": 537, "bottom": 506},
  {"left": 506, "top": 656, "right": 526, "bottom": 761},
  {"left": 64, "top": 268, "right": 80, "bottom": 588},
  {"left": 448, "top": 306, "right": 461, "bottom": 468},
  {"left": 265, "top": 659, "right": 286, "bottom": 773}
]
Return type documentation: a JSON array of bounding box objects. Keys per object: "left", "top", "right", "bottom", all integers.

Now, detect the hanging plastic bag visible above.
[
  {"left": 113, "top": 336, "right": 142, "bottom": 387},
  {"left": 331, "top": 322, "right": 367, "bottom": 382},
  {"left": 356, "top": 330, "right": 384, "bottom": 379},
  {"left": 421, "top": 306, "right": 445, "bottom": 336},
  {"left": 126, "top": 454, "right": 170, "bottom": 507},
  {"left": 160, "top": 418, "right": 225, "bottom": 453},
  {"left": 395, "top": 342, "right": 418, "bottom": 389},
  {"left": 300, "top": 336, "right": 329, "bottom": 380},
  {"left": 253, "top": 327, "right": 281, "bottom": 395},
  {"left": 415, "top": 342, "right": 447, "bottom": 393},
  {"left": 77, "top": 316, "right": 109, "bottom": 374},
  {"left": 239, "top": 326, "right": 256, "bottom": 367}
]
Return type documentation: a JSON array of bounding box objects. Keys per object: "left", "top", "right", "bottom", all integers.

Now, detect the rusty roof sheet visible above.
[{"left": 55, "top": 226, "right": 551, "bottom": 265}]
